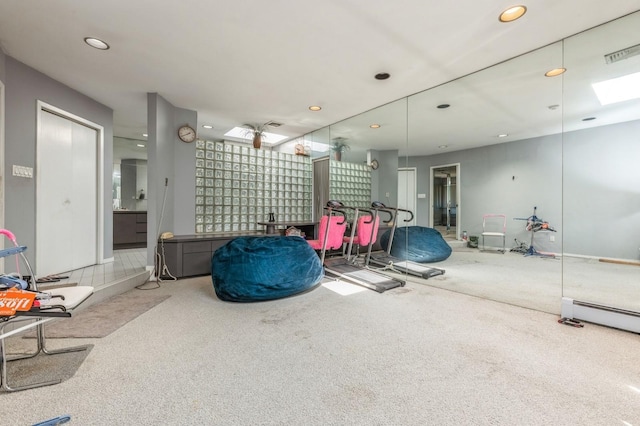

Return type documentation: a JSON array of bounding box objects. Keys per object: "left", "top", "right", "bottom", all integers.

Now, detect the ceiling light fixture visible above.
[
  {"left": 438, "top": 145, "right": 448, "bottom": 149},
  {"left": 309, "top": 106, "right": 321, "bottom": 111},
  {"left": 202, "top": 125, "right": 213, "bottom": 129},
  {"left": 137, "top": 144, "right": 145, "bottom": 148},
  {"left": 582, "top": 117, "right": 596, "bottom": 121},
  {"left": 84, "top": 37, "right": 110, "bottom": 50},
  {"left": 375, "top": 73, "right": 390, "bottom": 80},
  {"left": 437, "top": 104, "right": 450, "bottom": 109},
  {"left": 370, "top": 124, "right": 381, "bottom": 129},
  {"left": 499, "top": 5, "right": 527, "bottom": 23},
  {"left": 498, "top": 134, "right": 509, "bottom": 138},
  {"left": 142, "top": 133, "right": 148, "bottom": 137},
  {"left": 545, "top": 68, "right": 567, "bottom": 77}
]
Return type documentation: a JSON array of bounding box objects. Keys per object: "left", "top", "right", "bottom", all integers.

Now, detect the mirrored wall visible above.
[{"left": 300, "top": 10, "right": 639, "bottom": 315}]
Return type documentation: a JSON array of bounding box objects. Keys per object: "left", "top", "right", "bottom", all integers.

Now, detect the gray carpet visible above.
[
  {"left": 2, "top": 276, "right": 640, "bottom": 425},
  {"left": 25, "top": 289, "right": 170, "bottom": 338},
  {"left": 3, "top": 344, "right": 93, "bottom": 392}
]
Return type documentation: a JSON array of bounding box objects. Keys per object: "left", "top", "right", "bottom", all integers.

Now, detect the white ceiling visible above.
[{"left": 1, "top": 1, "right": 638, "bottom": 156}]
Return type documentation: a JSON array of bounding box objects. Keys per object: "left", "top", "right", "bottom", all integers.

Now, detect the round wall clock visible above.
[
  {"left": 178, "top": 125, "right": 196, "bottom": 143},
  {"left": 370, "top": 159, "right": 379, "bottom": 170}
]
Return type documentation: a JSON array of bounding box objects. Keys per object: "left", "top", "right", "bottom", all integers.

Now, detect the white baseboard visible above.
[{"left": 561, "top": 297, "right": 640, "bottom": 333}]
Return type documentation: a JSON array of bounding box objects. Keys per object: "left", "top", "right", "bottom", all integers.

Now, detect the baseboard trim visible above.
[{"left": 561, "top": 297, "right": 640, "bottom": 333}]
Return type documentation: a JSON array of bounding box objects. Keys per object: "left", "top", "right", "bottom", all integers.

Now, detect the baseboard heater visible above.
[{"left": 561, "top": 297, "right": 640, "bottom": 334}]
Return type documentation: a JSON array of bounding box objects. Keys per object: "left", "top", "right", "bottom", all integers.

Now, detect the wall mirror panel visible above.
[
  {"left": 403, "top": 41, "right": 564, "bottom": 313},
  {"left": 561, "top": 11, "right": 640, "bottom": 313}
]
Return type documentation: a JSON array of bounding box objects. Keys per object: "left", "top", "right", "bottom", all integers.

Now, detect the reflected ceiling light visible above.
[
  {"left": 375, "top": 72, "right": 390, "bottom": 80},
  {"left": 548, "top": 104, "right": 560, "bottom": 110},
  {"left": 437, "top": 104, "right": 450, "bottom": 109},
  {"left": 582, "top": 117, "right": 596, "bottom": 121},
  {"left": 84, "top": 37, "right": 110, "bottom": 50},
  {"left": 202, "top": 125, "right": 213, "bottom": 129},
  {"left": 438, "top": 145, "right": 448, "bottom": 149},
  {"left": 137, "top": 144, "right": 145, "bottom": 148},
  {"left": 592, "top": 71, "right": 640, "bottom": 105},
  {"left": 545, "top": 68, "right": 567, "bottom": 77},
  {"left": 499, "top": 5, "right": 527, "bottom": 23},
  {"left": 498, "top": 134, "right": 509, "bottom": 138},
  {"left": 142, "top": 133, "right": 148, "bottom": 137},
  {"left": 309, "top": 105, "right": 322, "bottom": 111},
  {"left": 370, "top": 124, "right": 381, "bottom": 129}
]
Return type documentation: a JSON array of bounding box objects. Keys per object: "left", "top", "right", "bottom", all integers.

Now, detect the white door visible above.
[
  {"left": 37, "top": 108, "right": 98, "bottom": 276},
  {"left": 397, "top": 168, "right": 416, "bottom": 226}
]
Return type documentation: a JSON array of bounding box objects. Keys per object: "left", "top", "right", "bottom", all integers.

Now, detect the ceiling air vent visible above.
[
  {"left": 265, "top": 121, "right": 283, "bottom": 127},
  {"left": 604, "top": 44, "right": 640, "bottom": 64}
]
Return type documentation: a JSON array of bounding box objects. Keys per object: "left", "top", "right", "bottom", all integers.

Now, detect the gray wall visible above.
[
  {"left": 407, "top": 133, "right": 563, "bottom": 254},
  {"left": 4, "top": 56, "right": 114, "bottom": 267},
  {"left": 563, "top": 120, "right": 640, "bottom": 259},
  {"left": 406, "top": 119, "right": 640, "bottom": 259},
  {"left": 146, "top": 93, "right": 196, "bottom": 267}
]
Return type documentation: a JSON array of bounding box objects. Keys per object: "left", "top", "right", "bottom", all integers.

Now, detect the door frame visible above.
[
  {"left": 429, "top": 162, "right": 461, "bottom": 239},
  {"left": 36, "top": 100, "right": 105, "bottom": 268},
  {"left": 397, "top": 167, "right": 417, "bottom": 226},
  {"left": 0, "top": 79, "right": 4, "bottom": 261}
]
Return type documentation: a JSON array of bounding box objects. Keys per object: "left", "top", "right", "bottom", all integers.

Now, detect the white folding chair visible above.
[{"left": 481, "top": 214, "right": 507, "bottom": 253}]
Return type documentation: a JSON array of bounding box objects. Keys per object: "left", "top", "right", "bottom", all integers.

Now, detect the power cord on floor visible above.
[{"left": 136, "top": 177, "right": 177, "bottom": 290}]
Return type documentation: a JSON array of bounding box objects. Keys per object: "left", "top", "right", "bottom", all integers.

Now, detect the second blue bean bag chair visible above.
[
  {"left": 211, "top": 236, "right": 324, "bottom": 302},
  {"left": 380, "top": 226, "right": 452, "bottom": 263}
]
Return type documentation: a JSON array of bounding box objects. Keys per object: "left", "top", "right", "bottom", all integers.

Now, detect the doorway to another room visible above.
[{"left": 430, "top": 164, "right": 460, "bottom": 241}]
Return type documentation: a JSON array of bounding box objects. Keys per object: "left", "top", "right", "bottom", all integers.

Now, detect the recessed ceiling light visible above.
[
  {"left": 142, "top": 133, "right": 148, "bottom": 137},
  {"left": 545, "top": 68, "right": 567, "bottom": 77},
  {"left": 84, "top": 37, "right": 110, "bottom": 50},
  {"left": 499, "top": 5, "right": 527, "bottom": 23},
  {"left": 438, "top": 145, "right": 448, "bottom": 149},
  {"left": 309, "top": 106, "right": 322, "bottom": 111},
  {"left": 375, "top": 73, "right": 390, "bottom": 80},
  {"left": 137, "top": 144, "right": 145, "bottom": 148},
  {"left": 370, "top": 124, "right": 381, "bottom": 129},
  {"left": 582, "top": 117, "right": 596, "bottom": 121},
  {"left": 437, "top": 104, "right": 450, "bottom": 109},
  {"left": 548, "top": 104, "right": 560, "bottom": 110},
  {"left": 202, "top": 125, "right": 213, "bottom": 129},
  {"left": 498, "top": 134, "right": 509, "bottom": 138}
]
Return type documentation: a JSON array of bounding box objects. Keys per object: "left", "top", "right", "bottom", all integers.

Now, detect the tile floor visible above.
[{"left": 36, "top": 248, "right": 148, "bottom": 291}]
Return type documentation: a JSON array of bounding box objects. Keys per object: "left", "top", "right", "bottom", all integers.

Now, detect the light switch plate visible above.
[{"left": 12, "top": 165, "right": 33, "bottom": 178}]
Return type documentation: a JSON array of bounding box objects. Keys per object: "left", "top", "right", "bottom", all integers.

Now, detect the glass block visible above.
[
  {"left": 196, "top": 196, "right": 204, "bottom": 205},
  {"left": 196, "top": 205, "right": 204, "bottom": 214},
  {"left": 205, "top": 205, "right": 214, "bottom": 215},
  {"left": 205, "top": 178, "right": 214, "bottom": 187},
  {"left": 196, "top": 140, "right": 205, "bottom": 149},
  {"left": 206, "top": 151, "right": 214, "bottom": 160},
  {"left": 205, "top": 224, "right": 214, "bottom": 233},
  {"left": 224, "top": 206, "right": 231, "bottom": 214},
  {"left": 214, "top": 224, "right": 222, "bottom": 232},
  {"left": 224, "top": 152, "right": 232, "bottom": 161},
  {"left": 196, "top": 224, "right": 204, "bottom": 233},
  {"left": 205, "top": 197, "right": 214, "bottom": 205},
  {"left": 196, "top": 215, "right": 204, "bottom": 224},
  {"left": 224, "top": 144, "right": 232, "bottom": 152},
  {"left": 233, "top": 154, "right": 240, "bottom": 163},
  {"left": 196, "top": 149, "right": 205, "bottom": 158},
  {"left": 206, "top": 160, "right": 214, "bottom": 169},
  {"left": 206, "top": 169, "right": 214, "bottom": 178},
  {"left": 224, "top": 162, "right": 232, "bottom": 170},
  {"left": 196, "top": 159, "right": 205, "bottom": 168},
  {"left": 205, "top": 215, "right": 213, "bottom": 224},
  {"left": 224, "top": 224, "right": 231, "bottom": 232},
  {"left": 233, "top": 163, "right": 240, "bottom": 171}
]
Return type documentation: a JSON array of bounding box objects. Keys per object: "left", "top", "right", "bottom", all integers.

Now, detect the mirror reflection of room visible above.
[{"left": 113, "top": 136, "right": 148, "bottom": 249}]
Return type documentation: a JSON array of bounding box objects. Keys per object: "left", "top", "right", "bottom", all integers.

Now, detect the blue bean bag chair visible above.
[
  {"left": 380, "top": 226, "right": 452, "bottom": 263},
  {"left": 211, "top": 236, "right": 324, "bottom": 302}
]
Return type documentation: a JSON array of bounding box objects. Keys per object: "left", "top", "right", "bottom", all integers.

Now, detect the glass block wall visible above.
[
  {"left": 195, "top": 140, "right": 313, "bottom": 234},
  {"left": 329, "top": 160, "right": 372, "bottom": 213}
]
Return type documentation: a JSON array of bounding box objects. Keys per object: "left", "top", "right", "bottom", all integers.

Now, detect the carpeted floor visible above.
[
  {"left": 3, "top": 345, "right": 93, "bottom": 392},
  {"left": 24, "top": 289, "right": 170, "bottom": 339},
  {"left": 2, "top": 275, "right": 639, "bottom": 425}
]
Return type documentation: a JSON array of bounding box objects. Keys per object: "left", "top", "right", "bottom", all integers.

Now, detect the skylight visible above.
[
  {"left": 224, "top": 127, "right": 289, "bottom": 144},
  {"left": 592, "top": 71, "right": 640, "bottom": 105}
]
